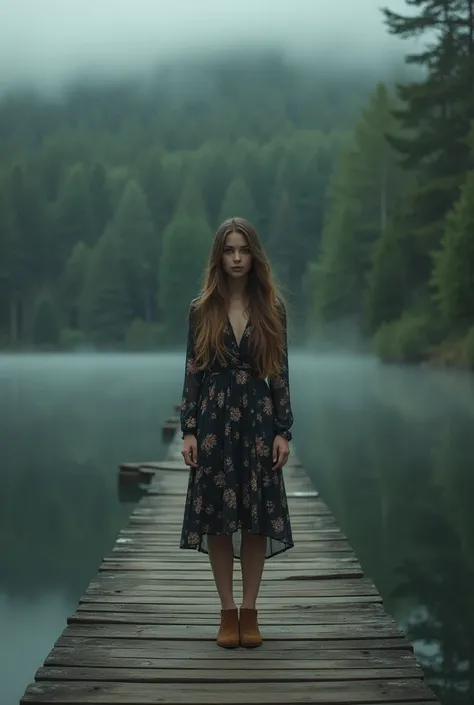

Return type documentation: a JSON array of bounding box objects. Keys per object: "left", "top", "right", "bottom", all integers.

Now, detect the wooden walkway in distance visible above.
[{"left": 21, "top": 410, "right": 440, "bottom": 704}]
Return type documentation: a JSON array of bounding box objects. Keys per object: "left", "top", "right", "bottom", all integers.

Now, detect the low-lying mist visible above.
[{"left": 0, "top": 0, "right": 413, "bottom": 97}]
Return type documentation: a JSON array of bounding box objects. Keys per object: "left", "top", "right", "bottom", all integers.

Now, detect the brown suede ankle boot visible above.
[
  {"left": 239, "top": 608, "right": 263, "bottom": 648},
  {"left": 216, "top": 608, "right": 239, "bottom": 648}
]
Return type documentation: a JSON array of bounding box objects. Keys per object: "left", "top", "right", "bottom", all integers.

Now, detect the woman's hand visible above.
[
  {"left": 272, "top": 434, "right": 290, "bottom": 470},
  {"left": 182, "top": 434, "right": 198, "bottom": 468}
]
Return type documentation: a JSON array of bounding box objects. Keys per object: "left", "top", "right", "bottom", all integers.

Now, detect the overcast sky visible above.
[{"left": 0, "top": 0, "right": 413, "bottom": 93}]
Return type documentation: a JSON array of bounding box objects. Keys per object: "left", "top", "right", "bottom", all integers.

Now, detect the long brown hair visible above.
[{"left": 193, "top": 217, "right": 287, "bottom": 379}]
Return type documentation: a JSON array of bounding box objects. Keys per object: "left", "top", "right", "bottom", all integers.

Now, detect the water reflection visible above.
[
  {"left": 0, "top": 353, "right": 182, "bottom": 704},
  {"left": 292, "top": 354, "right": 474, "bottom": 705},
  {"left": 1, "top": 352, "right": 473, "bottom": 704}
]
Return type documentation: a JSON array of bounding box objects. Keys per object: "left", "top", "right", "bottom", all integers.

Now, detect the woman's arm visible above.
[
  {"left": 268, "top": 302, "right": 294, "bottom": 441},
  {"left": 180, "top": 301, "right": 203, "bottom": 438}
]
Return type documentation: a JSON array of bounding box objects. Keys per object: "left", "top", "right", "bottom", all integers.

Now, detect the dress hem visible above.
[{"left": 179, "top": 529, "right": 294, "bottom": 561}]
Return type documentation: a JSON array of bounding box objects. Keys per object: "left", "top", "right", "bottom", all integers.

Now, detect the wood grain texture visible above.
[
  {"left": 19, "top": 425, "right": 439, "bottom": 704},
  {"left": 21, "top": 680, "right": 438, "bottom": 704}
]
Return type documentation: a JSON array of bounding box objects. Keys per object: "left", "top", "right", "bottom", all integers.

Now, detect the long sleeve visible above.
[
  {"left": 268, "top": 303, "right": 294, "bottom": 441},
  {"left": 180, "top": 302, "right": 204, "bottom": 438}
]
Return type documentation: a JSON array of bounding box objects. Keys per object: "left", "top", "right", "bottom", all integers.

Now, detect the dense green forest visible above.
[
  {"left": 312, "top": 1, "right": 474, "bottom": 367},
  {"left": 1, "top": 1, "right": 474, "bottom": 367},
  {"left": 0, "top": 54, "right": 371, "bottom": 349}
]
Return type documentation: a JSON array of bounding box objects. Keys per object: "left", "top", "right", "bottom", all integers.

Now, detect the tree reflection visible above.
[{"left": 294, "top": 364, "right": 474, "bottom": 705}]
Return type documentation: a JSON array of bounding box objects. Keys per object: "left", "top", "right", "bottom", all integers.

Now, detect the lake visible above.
[{"left": 1, "top": 352, "right": 473, "bottom": 704}]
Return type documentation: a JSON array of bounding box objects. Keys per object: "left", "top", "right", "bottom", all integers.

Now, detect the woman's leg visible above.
[
  {"left": 239, "top": 532, "right": 266, "bottom": 647},
  {"left": 208, "top": 535, "right": 239, "bottom": 648},
  {"left": 207, "top": 535, "right": 236, "bottom": 609},
  {"left": 240, "top": 532, "right": 267, "bottom": 608}
]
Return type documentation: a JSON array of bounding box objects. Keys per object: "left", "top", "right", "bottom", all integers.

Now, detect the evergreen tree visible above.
[
  {"left": 267, "top": 190, "right": 297, "bottom": 295},
  {"left": 139, "top": 147, "right": 179, "bottom": 235},
  {"left": 196, "top": 144, "right": 232, "bottom": 230},
  {"left": 219, "top": 177, "right": 258, "bottom": 226},
  {"left": 55, "top": 163, "right": 95, "bottom": 264},
  {"left": 110, "top": 180, "right": 159, "bottom": 322},
  {"left": 383, "top": 1, "right": 474, "bottom": 258},
  {"left": 230, "top": 141, "right": 269, "bottom": 233},
  {"left": 33, "top": 297, "right": 59, "bottom": 347},
  {"left": 311, "top": 198, "right": 361, "bottom": 322},
  {"left": 433, "top": 171, "right": 474, "bottom": 327},
  {"left": 0, "top": 188, "right": 20, "bottom": 343},
  {"left": 175, "top": 174, "right": 209, "bottom": 224},
  {"left": 60, "top": 241, "right": 91, "bottom": 328},
  {"left": 3, "top": 165, "right": 51, "bottom": 339},
  {"left": 365, "top": 225, "right": 409, "bottom": 331},
  {"left": 89, "top": 162, "right": 112, "bottom": 242},
  {"left": 159, "top": 216, "right": 212, "bottom": 338},
  {"left": 80, "top": 229, "right": 132, "bottom": 344},
  {"left": 312, "top": 83, "right": 405, "bottom": 324}
]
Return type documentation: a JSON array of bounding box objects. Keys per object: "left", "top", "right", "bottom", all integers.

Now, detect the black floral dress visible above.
[{"left": 179, "top": 300, "right": 294, "bottom": 560}]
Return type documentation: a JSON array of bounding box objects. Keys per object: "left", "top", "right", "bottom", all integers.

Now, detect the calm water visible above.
[{"left": 1, "top": 352, "right": 473, "bottom": 704}]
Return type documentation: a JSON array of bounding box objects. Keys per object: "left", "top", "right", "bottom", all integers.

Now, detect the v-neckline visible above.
[{"left": 228, "top": 315, "right": 250, "bottom": 348}]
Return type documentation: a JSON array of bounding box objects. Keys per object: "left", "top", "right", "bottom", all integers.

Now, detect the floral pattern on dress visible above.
[{"left": 180, "top": 299, "right": 294, "bottom": 560}]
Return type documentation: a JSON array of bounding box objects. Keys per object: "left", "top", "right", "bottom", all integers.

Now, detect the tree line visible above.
[
  {"left": 1, "top": 2, "right": 474, "bottom": 366},
  {"left": 312, "top": 1, "right": 474, "bottom": 367},
  {"left": 0, "top": 54, "right": 366, "bottom": 349}
]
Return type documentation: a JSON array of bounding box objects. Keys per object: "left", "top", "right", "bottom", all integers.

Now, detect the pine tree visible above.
[
  {"left": 219, "top": 177, "right": 258, "bottom": 226},
  {"left": 3, "top": 164, "right": 52, "bottom": 339},
  {"left": 311, "top": 198, "right": 361, "bottom": 322},
  {"left": 0, "top": 188, "right": 20, "bottom": 343},
  {"left": 139, "top": 147, "right": 179, "bottom": 235},
  {"left": 432, "top": 171, "right": 474, "bottom": 326},
  {"left": 267, "top": 190, "right": 297, "bottom": 293},
  {"left": 89, "top": 162, "right": 112, "bottom": 242},
  {"left": 33, "top": 297, "right": 59, "bottom": 347},
  {"left": 60, "top": 242, "right": 91, "bottom": 328},
  {"left": 175, "top": 174, "right": 209, "bottom": 224},
  {"left": 159, "top": 216, "right": 212, "bottom": 338},
  {"left": 80, "top": 229, "right": 132, "bottom": 344},
  {"left": 365, "top": 225, "right": 409, "bottom": 331},
  {"left": 110, "top": 180, "right": 159, "bottom": 322},
  {"left": 196, "top": 144, "right": 231, "bottom": 229},
  {"left": 55, "top": 163, "right": 95, "bottom": 263},
  {"left": 312, "top": 83, "right": 405, "bottom": 324},
  {"left": 382, "top": 1, "right": 474, "bottom": 256}
]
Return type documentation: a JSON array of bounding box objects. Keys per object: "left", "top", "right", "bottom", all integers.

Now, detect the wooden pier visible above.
[{"left": 20, "top": 412, "right": 440, "bottom": 704}]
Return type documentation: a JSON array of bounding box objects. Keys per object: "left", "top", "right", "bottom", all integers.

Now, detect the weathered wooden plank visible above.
[
  {"left": 99, "top": 559, "right": 360, "bottom": 570},
  {"left": 61, "top": 621, "right": 405, "bottom": 640},
  {"left": 21, "top": 679, "right": 438, "bottom": 703},
  {"left": 85, "top": 577, "right": 380, "bottom": 596},
  {"left": 35, "top": 665, "right": 423, "bottom": 683},
  {"left": 99, "top": 558, "right": 359, "bottom": 569},
  {"left": 53, "top": 635, "right": 414, "bottom": 654},
  {"left": 68, "top": 610, "right": 396, "bottom": 627},
  {"left": 96, "top": 569, "right": 365, "bottom": 581},
  {"left": 109, "top": 552, "right": 357, "bottom": 563},
  {"left": 45, "top": 648, "right": 420, "bottom": 669},
  {"left": 93, "top": 564, "right": 363, "bottom": 586},
  {"left": 80, "top": 594, "right": 383, "bottom": 606},
  {"left": 75, "top": 602, "right": 389, "bottom": 619},
  {"left": 116, "top": 529, "right": 348, "bottom": 540},
  {"left": 112, "top": 542, "right": 354, "bottom": 553}
]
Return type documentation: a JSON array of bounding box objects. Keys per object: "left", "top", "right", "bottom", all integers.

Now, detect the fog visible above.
[{"left": 0, "top": 0, "right": 413, "bottom": 93}]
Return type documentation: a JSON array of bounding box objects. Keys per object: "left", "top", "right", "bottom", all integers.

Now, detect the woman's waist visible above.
[{"left": 205, "top": 364, "right": 267, "bottom": 383}]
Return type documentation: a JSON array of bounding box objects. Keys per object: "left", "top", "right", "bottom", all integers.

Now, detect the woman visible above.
[{"left": 180, "top": 217, "right": 294, "bottom": 649}]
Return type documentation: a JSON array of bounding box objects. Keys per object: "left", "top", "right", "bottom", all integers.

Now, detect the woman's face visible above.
[{"left": 221, "top": 230, "right": 252, "bottom": 279}]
